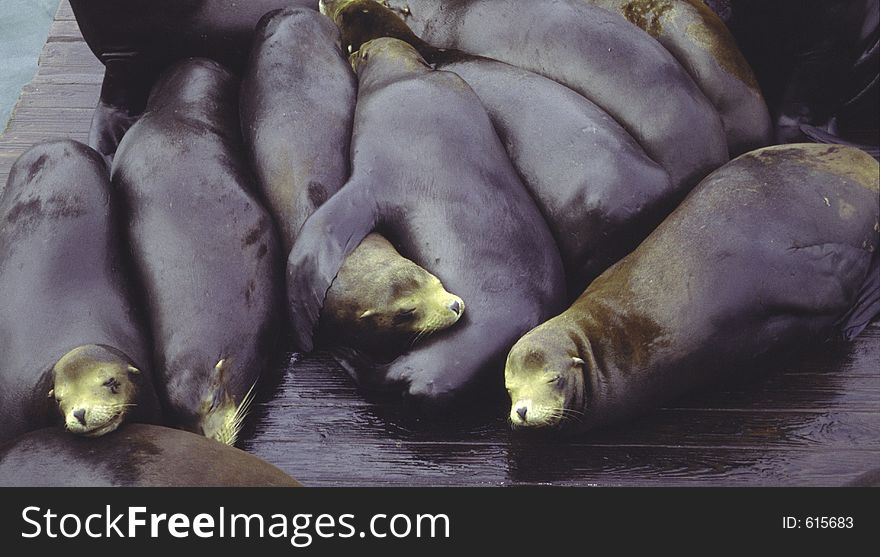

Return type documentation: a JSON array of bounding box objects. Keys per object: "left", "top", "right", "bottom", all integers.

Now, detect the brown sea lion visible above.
[
  {"left": 0, "top": 140, "right": 161, "bottom": 444},
  {"left": 505, "top": 144, "right": 879, "bottom": 432},
  {"left": 111, "top": 59, "right": 281, "bottom": 445}
]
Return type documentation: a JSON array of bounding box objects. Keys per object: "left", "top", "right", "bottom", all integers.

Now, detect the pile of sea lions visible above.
[{"left": 1, "top": 0, "right": 878, "bottom": 486}]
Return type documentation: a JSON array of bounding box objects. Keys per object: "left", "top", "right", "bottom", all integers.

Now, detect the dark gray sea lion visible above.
[
  {"left": 240, "top": 8, "right": 463, "bottom": 353},
  {"left": 0, "top": 140, "right": 161, "bottom": 445},
  {"left": 322, "top": 0, "right": 675, "bottom": 296},
  {"left": 111, "top": 59, "right": 282, "bottom": 445},
  {"left": 505, "top": 144, "right": 880, "bottom": 432},
  {"left": 287, "top": 38, "right": 566, "bottom": 402},
  {"left": 68, "top": 0, "right": 318, "bottom": 161},
  {"left": 581, "top": 0, "right": 772, "bottom": 156},
  {"left": 0, "top": 424, "right": 300, "bottom": 487},
  {"left": 378, "top": 0, "right": 729, "bottom": 190}
]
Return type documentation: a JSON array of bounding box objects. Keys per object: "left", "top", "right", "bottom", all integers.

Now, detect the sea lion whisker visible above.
[{"left": 215, "top": 380, "right": 258, "bottom": 446}]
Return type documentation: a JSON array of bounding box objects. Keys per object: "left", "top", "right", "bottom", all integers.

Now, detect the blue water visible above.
[{"left": 0, "top": 0, "right": 61, "bottom": 131}]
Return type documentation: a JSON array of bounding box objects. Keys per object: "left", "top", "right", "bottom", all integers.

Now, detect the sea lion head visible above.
[
  {"left": 321, "top": 0, "right": 426, "bottom": 57},
  {"left": 504, "top": 327, "right": 587, "bottom": 430},
  {"left": 323, "top": 234, "right": 464, "bottom": 351},
  {"left": 350, "top": 37, "right": 431, "bottom": 83},
  {"left": 50, "top": 344, "right": 143, "bottom": 437},
  {"left": 163, "top": 356, "right": 256, "bottom": 446},
  {"left": 195, "top": 358, "right": 256, "bottom": 446}
]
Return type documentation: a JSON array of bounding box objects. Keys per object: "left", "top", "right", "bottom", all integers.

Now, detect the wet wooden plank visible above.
[{"left": 243, "top": 322, "right": 880, "bottom": 487}]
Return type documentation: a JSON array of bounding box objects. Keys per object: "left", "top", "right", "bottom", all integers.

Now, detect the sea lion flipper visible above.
[
  {"left": 838, "top": 251, "right": 880, "bottom": 340},
  {"left": 287, "top": 183, "right": 378, "bottom": 352}
]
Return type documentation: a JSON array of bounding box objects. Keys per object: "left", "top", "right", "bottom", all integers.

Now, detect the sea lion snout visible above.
[
  {"left": 448, "top": 298, "right": 462, "bottom": 315},
  {"left": 511, "top": 400, "right": 532, "bottom": 425},
  {"left": 72, "top": 408, "right": 87, "bottom": 426}
]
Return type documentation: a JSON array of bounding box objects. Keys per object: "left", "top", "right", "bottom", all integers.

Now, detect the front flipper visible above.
[{"left": 287, "top": 183, "right": 379, "bottom": 352}]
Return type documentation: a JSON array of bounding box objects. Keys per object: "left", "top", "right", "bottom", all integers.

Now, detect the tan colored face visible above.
[
  {"left": 197, "top": 358, "right": 255, "bottom": 447},
  {"left": 51, "top": 345, "right": 141, "bottom": 437},
  {"left": 357, "top": 273, "right": 464, "bottom": 339},
  {"left": 325, "top": 234, "right": 465, "bottom": 345},
  {"left": 505, "top": 342, "right": 586, "bottom": 429}
]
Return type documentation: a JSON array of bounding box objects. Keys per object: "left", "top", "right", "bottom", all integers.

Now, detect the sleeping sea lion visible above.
[
  {"left": 111, "top": 58, "right": 282, "bottom": 445},
  {"left": 240, "top": 8, "right": 463, "bottom": 355},
  {"left": 0, "top": 140, "right": 161, "bottom": 444},
  {"left": 378, "top": 0, "right": 729, "bottom": 190},
  {"left": 505, "top": 144, "right": 880, "bottom": 432},
  {"left": 287, "top": 38, "right": 566, "bottom": 402}
]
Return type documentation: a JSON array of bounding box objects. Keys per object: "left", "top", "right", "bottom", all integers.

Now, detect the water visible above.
[{"left": 0, "top": 0, "right": 61, "bottom": 131}]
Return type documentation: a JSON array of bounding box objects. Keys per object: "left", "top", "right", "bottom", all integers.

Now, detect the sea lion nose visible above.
[
  {"left": 449, "top": 299, "right": 461, "bottom": 315},
  {"left": 516, "top": 406, "right": 528, "bottom": 421},
  {"left": 73, "top": 408, "right": 87, "bottom": 426}
]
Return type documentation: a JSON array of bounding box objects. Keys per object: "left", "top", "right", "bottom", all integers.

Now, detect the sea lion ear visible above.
[
  {"left": 572, "top": 357, "right": 586, "bottom": 367},
  {"left": 127, "top": 366, "right": 140, "bottom": 375},
  {"left": 47, "top": 389, "right": 54, "bottom": 399},
  {"left": 359, "top": 310, "right": 374, "bottom": 319}
]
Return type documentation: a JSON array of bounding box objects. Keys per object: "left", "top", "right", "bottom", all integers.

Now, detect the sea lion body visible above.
[
  {"left": 583, "top": 0, "right": 771, "bottom": 156},
  {"left": 241, "top": 8, "right": 463, "bottom": 355},
  {"left": 0, "top": 425, "right": 300, "bottom": 487},
  {"left": 241, "top": 8, "right": 356, "bottom": 255},
  {"left": 111, "top": 59, "right": 282, "bottom": 444},
  {"left": 0, "top": 140, "right": 160, "bottom": 444},
  {"left": 505, "top": 144, "right": 880, "bottom": 432},
  {"left": 287, "top": 38, "right": 566, "bottom": 401},
  {"left": 415, "top": 55, "right": 675, "bottom": 296},
  {"left": 382, "top": 0, "right": 729, "bottom": 190},
  {"left": 321, "top": 0, "right": 675, "bottom": 297},
  {"left": 69, "top": 0, "right": 318, "bottom": 160}
]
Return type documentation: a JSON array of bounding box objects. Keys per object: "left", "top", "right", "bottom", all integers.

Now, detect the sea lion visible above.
[
  {"left": 377, "top": 0, "right": 729, "bottom": 190},
  {"left": 0, "top": 140, "right": 161, "bottom": 444},
  {"left": 68, "top": 0, "right": 318, "bottom": 161},
  {"left": 287, "top": 38, "right": 566, "bottom": 401},
  {"left": 240, "top": 8, "right": 463, "bottom": 354},
  {"left": 581, "top": 0, "right": 771, "bottom": 156},
  {"left": 505, "top": 144, "right": 880, "bottom": 432},
  {"left": 322, "top": 0, "right": 676, "bottom": 296},
  {"left": 0, "top": 424, "right": 300, "bottom": 487},
  {"left": 111, "top": 58, "right": 282, "bottom": 445}
]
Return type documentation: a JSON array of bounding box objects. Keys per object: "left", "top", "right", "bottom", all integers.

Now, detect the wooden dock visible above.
[{"left": 2, "top": 1, "right": 879, "bottom": 486}]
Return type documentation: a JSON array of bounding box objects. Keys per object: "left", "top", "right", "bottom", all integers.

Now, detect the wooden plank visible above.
[
  {"left": 56, "top": 0, "right": 76, "bottom": 21},
  {"left": 4, "top": 107, "right": 93, "bottom": 134},
  {"left": 38, "top": 40, "right": 99, "bottom": 69},
  {"left": 46, "top": 19, "right": 86, "bottom": 43},
  {"left": 16, "top": 82, "right": 100, "bottom": 109},
  {"left": 246, "top": 440, "right": 878, "bottom": 487}
]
